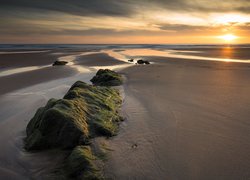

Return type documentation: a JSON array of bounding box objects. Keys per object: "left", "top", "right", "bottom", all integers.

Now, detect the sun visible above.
[{"left": 219, "top": 34, "right": 237, "bottom": 42}]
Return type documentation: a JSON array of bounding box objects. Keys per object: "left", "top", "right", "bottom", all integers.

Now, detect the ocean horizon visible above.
[{"left": 1, "top": 43, "right": 250, "bottom": 50}]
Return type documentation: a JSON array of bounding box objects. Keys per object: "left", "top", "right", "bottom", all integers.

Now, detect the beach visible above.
[
  {"left": 0, "top": 45, "right": 250, "bottom": 179},
  {"left": 105, "top": 58, "right": 250, "bottom": 179}
]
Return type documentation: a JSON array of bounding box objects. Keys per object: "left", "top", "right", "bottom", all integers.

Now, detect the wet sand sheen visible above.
[
  {"left": 0, "top": 48, "right": 250, "bottom": 179},
  {"left": 0, "top": 51, "right": 128, "bottom": 179},
  {"left": 103, "top": 48, "right": 250, "bottom": 63},
  {"left": 105, "top": 60, "right": 250, "bottom": 179}
]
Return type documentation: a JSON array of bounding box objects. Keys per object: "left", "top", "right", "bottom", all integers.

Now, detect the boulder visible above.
[
  {"left": 128, "top": 59, "right": 134, "bottom": 62},
  {"left": 25, "top": 81, "right": 122, "bottom": 151},
  {"left": 64, "top": 146, "right": 101, "bottom": 179},
  {"left": 90, "top": 69, "right": 123, "bottom": 86}
]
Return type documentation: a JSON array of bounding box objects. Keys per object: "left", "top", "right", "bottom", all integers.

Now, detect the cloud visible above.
[
  {"left": 151, "top": 0, "right": 250, "bottom": 13},
  {"left": 235, "top": 22, "right": 250, "bottom": 31},
  {"left": 1, "top": 0, "right": 250, "bottom": 43},
  {"left": 0, "top": 0, "right": 135, "bottom": 17},
  {"left": 158, "top": 24, "right": 209, "bottom": 32},
  {"left": 0, "top": 25, "right": 160, "bottom": 36},
  {"left": 2, "top": 0, "right": 250, "bottom": 18}
]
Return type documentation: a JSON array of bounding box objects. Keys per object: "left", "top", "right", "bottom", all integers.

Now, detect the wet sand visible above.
[
  {"left": 0, "top": 51, "right": 57, "bottom": 68},
  {"left": 105, "top": 58, "right": 250, "bottom": 179},
  {"left": 75, "top": 53, "right": 126, "bottom": 66},
  {"left": 0, "top": 51, "right": 127, "bottom": 95},
  {"left": 0, "top": 66, "right": 78, "bottom": 95},
  {"left": 172, "top": 47, "right": 250, "bottom": 60},
  {"left": 1, "top": 48, "right": 250, "bottom": 179},
  {"left": 0, "top": 50, "right": 128, "bottom": 179}
]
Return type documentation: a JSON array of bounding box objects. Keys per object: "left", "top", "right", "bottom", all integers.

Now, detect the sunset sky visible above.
[{"left": 1, "top": 0, "right": 250, "bottom": 44}]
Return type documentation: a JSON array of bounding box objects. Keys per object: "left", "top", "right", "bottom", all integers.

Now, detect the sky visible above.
[{"left": 1, "top": 0, "right": 250, "bottom": 44}]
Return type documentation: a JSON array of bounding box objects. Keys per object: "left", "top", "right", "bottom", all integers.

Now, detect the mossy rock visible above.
[
  {"left": 90, "top": 69, "right": 123, "bottom": 86},
  {"left": 64, "top": 146, "right": 102, "bottom": 179},
  {"left": 53, "top": 60, "right": 68, "bottom": 66},
  {"left": 25, "top": 81, "right": 122, "bottom": 151},
  {"left": 25, "top": 98, "right": 89, "bottom": 150},
  {"left": 25, "top": 80, "right": 123, "bottom": 179},
  {"left": 64, "top": 81, "right": 122, "bottom": 137}
]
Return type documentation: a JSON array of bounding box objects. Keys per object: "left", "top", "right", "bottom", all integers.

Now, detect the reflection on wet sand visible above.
[
  {"left": 103, "top": 48, "right": 250, "bottom": 63},
  {"left": 0, "top": 66, "right": 48, "bottom": 77}
]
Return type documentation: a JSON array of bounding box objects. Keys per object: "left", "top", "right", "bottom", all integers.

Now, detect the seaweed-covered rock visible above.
[
  {"left": 53, "top": 60, "right": 68, "bottom": 66},
  {"left": 64, "top": 146, "right": 101, "bottom": 179},
  {"left": 25, "top": 81, "right": 122, "bottom": 151},
  {"left": 25, "top": 98, "right": 89, "bottom": 150},
  {"left": 90, "top": 69, "right": 123, "bottom": 86}
]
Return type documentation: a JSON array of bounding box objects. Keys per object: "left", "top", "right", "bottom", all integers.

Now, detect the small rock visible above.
[
  {"left": 137, "top": 60, "right": 150, "bottom": 65},
  {"left": 52, "top": 60, "right": 68, "bottom": 66},
  {"left": 137, "top": 60, "right": 144, "bottom": 64},
  {"left": 132, "top": 143, "right": 138, "bottom": 149}
]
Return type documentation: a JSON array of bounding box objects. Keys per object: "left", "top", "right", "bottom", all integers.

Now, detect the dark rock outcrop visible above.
[
  {"left": 25, "top": 70, "right": 124, "bottom": 179},
  {"left": 25, "top": 81, "right": 122, "bottom": 151},
  {"left": 128, "top": 59, "right": 134, "bottom": 62}
]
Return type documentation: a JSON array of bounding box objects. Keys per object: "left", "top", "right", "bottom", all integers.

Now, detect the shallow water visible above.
[
  {"left": 0, "top": 66, "right": 49, "bottom": 77},
  {"left": 0, "top": 70, "right": 96, "bottom": 179},
  {"left": 103, "top": 48, "right": 250, "bottom": 63},
  {"left": 0, "top": 50, "right": 50, "bottom": 54}
]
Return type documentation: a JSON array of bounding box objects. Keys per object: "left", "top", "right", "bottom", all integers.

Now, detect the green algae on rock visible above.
[
  {"left": 25, "top": 98, "right": 89, "bottom": 150},
  {"left": 90, "top": 69, "right": 123, "bottom": 86},
  {"left": 25, "top": 81, "right": 122, "bottom": 151},
  {"left": 64, "top": 146, "right": 102, "bottom": 179},
  {"left": 24, "top": 71, "right": 123, "bottom": 179}
]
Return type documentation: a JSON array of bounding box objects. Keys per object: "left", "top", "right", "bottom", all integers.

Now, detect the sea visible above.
[
  {"left": 1, "top": 44, "right": 250, "bottom": 63},
  {"left": 0, "top": 44, "right": 250, "bottom": 50}
]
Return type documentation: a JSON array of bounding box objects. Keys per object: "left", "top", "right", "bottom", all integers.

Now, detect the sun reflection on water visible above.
[{"left": 222, "top": 46, "right": 233, "bottom": 60}]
